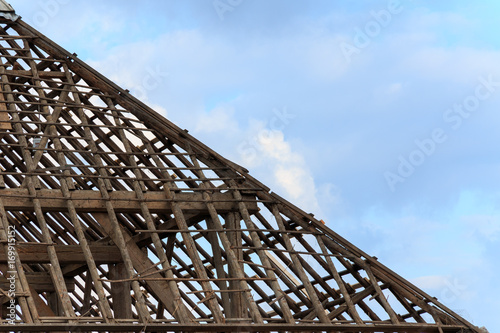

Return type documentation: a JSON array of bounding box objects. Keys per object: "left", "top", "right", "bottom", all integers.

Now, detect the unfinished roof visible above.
[{"left": 0, "top": 4, "right": 482, "bottom": 333}]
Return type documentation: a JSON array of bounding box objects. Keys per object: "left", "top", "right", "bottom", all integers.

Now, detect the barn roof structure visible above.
[{"left": 0, "top": 2, "right": 482, "bottom": 333}]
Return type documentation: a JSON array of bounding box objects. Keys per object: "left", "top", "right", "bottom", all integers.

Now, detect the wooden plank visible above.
[
  {"left": 0, "top": 77, "right": 11, "bottom": 130},
  {"left": 0, "top": 97, "right": 11, "bottom": 130},
  {"left": 364, "top": 265, "right": 400, "bottom": 324},
  {"left": 4, "top": 69, "right": 66, "bottom": 78},
  {"left": 205, "top": 217, "right": 231, "bottom": 317},
  {"left": 27, "top": 285, "right": 55, "bottom": 318},
  {"left": 0, "top": 244, "right": 122, "bottom": 264},
  {"left": 81, "top": 272, "right": 92, "bottom": 316},
  {"left": 226, "top": 212, "right": 245, "bottom": 320},
  {"left": 0, "top": 188, "right": 258, "bottom": 214},
  {"left": 109, "top": 263, "right": 132, "bottom": 319},
  {"left": 0, "top": 322, "right": 471, "bottom": 332},
  {"left": 0, "top": 273, "right": 74, "bottom": 292}
]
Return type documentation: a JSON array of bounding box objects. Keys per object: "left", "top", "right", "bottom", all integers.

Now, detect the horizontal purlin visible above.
[
  {"left": 0, "top": 189, "right": 259, "bottom": 214},
  {"left": 0, "top": 243, "right": 121, "bottom": 264}
]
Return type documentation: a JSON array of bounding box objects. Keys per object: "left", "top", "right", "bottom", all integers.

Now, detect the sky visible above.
[{"left": 8, "top": 0, "right": 499, "bottom": 330}]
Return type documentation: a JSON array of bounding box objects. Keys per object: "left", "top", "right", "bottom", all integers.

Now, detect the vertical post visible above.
[
  {"left": 0, "top": 80, "right": 11, "bottom": 130},
  {"left": 205, "top": 217, "right": 231, "bottom": 316},
  {"left": 226, "top": 212, "right": 245, "bottom": 319},
  {"left": 47, "top": 292, "right": 63, "bottom": 316},
  {"left": 110, "top": 263, "right": 132, "bottom": 319}
]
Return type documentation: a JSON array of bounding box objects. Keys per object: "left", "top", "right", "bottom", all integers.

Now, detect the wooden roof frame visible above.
[{"left": 0, "top": 4, "right": 482, "bottom": 333}]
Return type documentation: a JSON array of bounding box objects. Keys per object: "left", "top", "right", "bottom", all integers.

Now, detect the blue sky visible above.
[{"left": 10, "top": 0, "right": 499, "bottom": 330}]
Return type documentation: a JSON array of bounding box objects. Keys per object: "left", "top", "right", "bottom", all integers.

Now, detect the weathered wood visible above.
[
  {"left": 0, "top": 244, "right": 122, "bottom": 264},
  {"left": 270, "top": 204, "right": 329, "bottom": 323},
  {"left": 315, "top": 235, "right": 363, "bottom": 323},
  {"left": 0, "top": 273, "right": 74, "bottom": 292},
  {"left": 0, "top": 322, "right": 472, "bottom": 332},
  {"left": 228, "top": 181, "right": 294, "bottom": 323},
  {"left": 0, "top": 199, "right": 38, "bottom": 323},
  {"left": 364, "top": 265, "right": 400, "bottom": 324},
  {"left": 47, "top": 292, "right": 63, "bottom": 316},
  {"left": 205, "top": 217, "right": 231, "bottom": 316},
  {"left": 5, "top": 69, "right": 66, "bottom": 78},
  {"left": 106, "top": 97, "right": 191, "bottom": 323},
  {"left": 1, "top": 65, "right": 75, "bottom": 319},
  {"left": 0, "top": 188, "right": 258, "bottom": 214},
  {"left": 132, "top": 213, "right": 233, "bottom": 247},
  {"left": 185, "top": 145, "right": 263, "bottom": 323},
  {"left": 225, "top": 212, "right": 245, "bottom": 320},
  {"left": 28, "top": 285, "right": 56, "bottom": 318},
  {"left": 109, "top": 263, "right": 132, "bottom": 319},
  {"left": 0, "top": 14, "right": 479, "bottom": 333},
  {"left": 0, "top": 85, "right": 11, "bottom": 130},
  {"left": 81, "top": 272, "right": 93, "bottom": 317},
  {"left": 151, "top": 151, "right": 224, "bottom": 322},
  {"left": 91, "top": 212, "right": 196, "bottom": 322}
]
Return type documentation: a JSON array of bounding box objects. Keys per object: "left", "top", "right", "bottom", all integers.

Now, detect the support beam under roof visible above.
[{"left": 0, "top": 189, "right": 259, "bottom": 214}]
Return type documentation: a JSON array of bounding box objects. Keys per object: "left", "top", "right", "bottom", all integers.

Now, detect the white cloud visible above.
[
  {"left": 258, "top": 130, "right": 294, "bottom": 160},
  {"left": 257, "top": 131, "right": 321, "bottom": 213}
]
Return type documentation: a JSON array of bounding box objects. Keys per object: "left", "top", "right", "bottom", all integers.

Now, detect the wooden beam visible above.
[
  {"left": 132, "top": 213, "right": 202, "bottom": 247},
  {"left": 109, "top": 263, "right": 132, "bottom": 319},
  {"left": 4, "top": 69, "right": 66, "bottom": 78},
  {"left": 91, "top": 213, "right": 195, "bottom": 322},
  {"left": 0, "top": 244, "right": 122, "bottom": 264},
  {"left": 0, "top": 189, "right": 259, "bottom": 214},
  {"left": 28, "top": 285, "right": 56, "bottom": 318},
  {"left": 0, "top": 94, "right": 11, "bottom": 130},
  {"left": 0, "top": 322, "right": 472, "bottom": 332},
  {"left": 0, "top": 273, "right": 74, "bottom": 293},
  {"left": 226, "top": 212, "right": 245, "bottom": 320}
]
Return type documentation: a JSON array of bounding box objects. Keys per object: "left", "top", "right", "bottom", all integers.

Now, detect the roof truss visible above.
[{"left": 0, "top": 7, "right": 481, "bottom": 333}]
